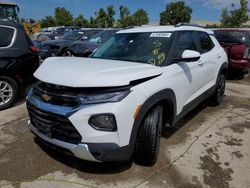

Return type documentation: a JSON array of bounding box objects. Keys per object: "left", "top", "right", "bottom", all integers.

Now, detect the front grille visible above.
[
  {"left": 27, "top": 102, "right": 82, "bottom": 144},
  {"left": 33, "top": 82, "right": 79, "bottom": 107}
]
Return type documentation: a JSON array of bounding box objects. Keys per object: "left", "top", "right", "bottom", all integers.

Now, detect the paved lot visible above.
[{"left": 0, "top": 78, "right": 249, "bottom": 188}]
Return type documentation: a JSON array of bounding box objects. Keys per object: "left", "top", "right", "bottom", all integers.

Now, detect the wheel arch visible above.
[
  {"left": 0, "top": 69, "right": 22, "bottom": 85},
  {"left": 128, "top": 89, "right": 177, "bottom": 157},
  {"left": 219, "top": 62, "right": 228, "bottom": 78}
]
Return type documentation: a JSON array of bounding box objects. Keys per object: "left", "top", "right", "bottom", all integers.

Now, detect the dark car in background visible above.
[
  {"left": 214, "top": 29, "right": 250, "bottom": 78},
  {"left": 48, "top": 26, "right": 81, "bottom": 40},
  {"left": 69, "top": 29, "right": 120, "bottom": 57},
  {"left": 38, "top": 29, "right": 102, "bottom": 60},
  {"left": 0, "top": 21, "right": 39, "bottom": 110}
]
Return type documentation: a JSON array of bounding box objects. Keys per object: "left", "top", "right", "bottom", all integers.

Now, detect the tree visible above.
[
  {"left": 221, "top": 0, "right": 249, "bottom": 27},
  {"left": 117, "top": 6, "right": 134, "bottom": 28},
  {"left": 106, "top": 5, "right": 116, "bottom": 27},
  {"left": 95, "top": 8, "right": 108, "bottom": 28},
  {"left": 39, "top": 16, "right": 56, "bottom": 28},
  {"left": 54, "top": 7, "right": 73, "bottom": 26},
  {"left": 89, "top": 16, "right": 97, "bottom": 28},
  {"left": 133, "top": 9, "right": 149, "bottom": 26},
  {"left": 160, "top": 1, "right": 192, "bottom": 25},
  {"left": 74, "top": 14, "right": 88, "bottom": 27}
]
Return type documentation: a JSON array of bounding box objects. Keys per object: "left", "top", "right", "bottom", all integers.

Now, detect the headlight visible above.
[{"left": 78, "top": 90, "right": 130, "bottom": 105}]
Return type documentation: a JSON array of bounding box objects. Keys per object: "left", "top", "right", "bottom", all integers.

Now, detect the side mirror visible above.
[{"left": 174, "top": 50, "right": 201, "bottom": 63}]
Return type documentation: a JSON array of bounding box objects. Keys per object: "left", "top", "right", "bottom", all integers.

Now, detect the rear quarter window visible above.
[
  {"left": 0, "top": 26, "right": 15, "bottom": 47},
  {"left": 197, "top": 32, "right": 214, "bottom": 54}
]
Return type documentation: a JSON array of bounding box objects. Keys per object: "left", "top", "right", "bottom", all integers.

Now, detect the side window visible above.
[
  {"left": 0, "top": 26, "right": 15, "bottom": 48},
  {"left": 175, "top": 31, "right": 198, "bottom": 58},
  {"left": 197, "top": 32, "right": 214, "bottom": 54}
]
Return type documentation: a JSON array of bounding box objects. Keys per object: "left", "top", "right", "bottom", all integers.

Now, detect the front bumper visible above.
[
  {"left": 29, "top": 120, "right": 132, "bottom": 162},
  {"left": 26, "top": 87, "right": 145, "bottom": 162},
  {"left": 29, "top": 121, "right": 98, "bottom": 161}
]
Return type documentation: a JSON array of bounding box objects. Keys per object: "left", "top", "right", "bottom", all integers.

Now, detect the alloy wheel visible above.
[{"left": 0, "top": 81, "right": 13, "bottom": 106}]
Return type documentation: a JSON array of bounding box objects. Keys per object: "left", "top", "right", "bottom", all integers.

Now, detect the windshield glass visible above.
[
  {"left": 92, "top": 32, "right": 172, "bottom": 66},
  {"left": 89, "top": 30, "right": 119, "bottom": 44},
  {"left": 62, "top": 31, "right": 84, "bottom": 40},
  {"left": 215, "top": 31, "right": 249, "bottom": 44},
  {"left": 0, "top": 5, "right": 18, "bottom": 21}
]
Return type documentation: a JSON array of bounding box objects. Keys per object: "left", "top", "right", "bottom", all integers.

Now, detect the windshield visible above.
[
  {"left": 92, "top": 32, "right": 172, "bottom": 66},
  {"left": 0, "top": 4, "right": 18, "bottom": 21},
  {"left": 89, "top": 30, "right": 119, "bottom": 44},
  {"left": 62, "top": 31, "right": 84, "bottom": 40}
]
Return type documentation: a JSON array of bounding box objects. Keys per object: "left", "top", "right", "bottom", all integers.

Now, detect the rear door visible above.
[
  {"left": 0, "top": 25, "right": 16, "bottom": 69},
  {"left": 195, "top": 31, "right": 218, "bottom": 88}
]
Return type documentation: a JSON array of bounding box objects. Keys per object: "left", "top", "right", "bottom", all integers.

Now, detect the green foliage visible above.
[
  {"left": 54, "top": 7, "right": 73, "bottom": 26},
  {"left": 160, "top": 1, "right": 192, "bottom": 25},
  {"left": 95, "top": 8, "right": 108, "bottom": 28},
  {"left": 39, "top": 16, "right": 56, "bottom": 28},
  {"left": 74, "top": 14, "right": 89, "bottom": 27},
  {"left": 117, "top": 6, "right": 149, "bottom": 27},
  {"left": 133, "top": 9, "right": 149, "bottom": 26},
  {"left": 88, "top": 16, "right": 98, "bottom": 28},
  {"left": 92, "top": 5, "right": 116, "bottom": 28},
  {"left": 106, "top": 5, "right": 116, "bottom": 27},
  {"left": 38, "top": 5, "right": 149, "bottom": 28},
  {"left": 221, "top": 0, "right": 249, "bottom": 27},
  {"left": 117, "top": 5, "right": 133, "bottom": 27}
]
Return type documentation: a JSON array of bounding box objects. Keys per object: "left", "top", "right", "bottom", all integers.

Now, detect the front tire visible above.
[
  {"left": 134, "top": 105, "right": 163, "bottom": 165},
  {"left": 0, "top": 76, "right": 19, "bottom": 111},
  {"left": 210, "top": 74, "right": 225, "bottom": 106}
]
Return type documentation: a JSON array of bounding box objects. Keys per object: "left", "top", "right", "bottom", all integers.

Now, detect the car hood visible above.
[
  {"left": 34, "top": 57, "right": 163, "bottom": 87},
  {"left": 70, "top": 41, "right": 100, "bottom": 54},
  {"left": 42, "top": 39, "right": 72, "bottom": 46}
]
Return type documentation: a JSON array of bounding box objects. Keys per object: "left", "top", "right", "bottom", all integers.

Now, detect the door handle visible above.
[
  {"left": 198, "top": 60, "right": 204, "bottom": 65},
  {"left": 217, "top": 54, "right": 222, "bottom": 58}
]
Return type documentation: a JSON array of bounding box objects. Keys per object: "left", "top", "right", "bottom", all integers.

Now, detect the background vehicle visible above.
[
  {"left": 48, "top": 26, "right": 81, "bottom": 40},
  {"left": 69, "top": 29, "right": 120, "bottom": 57},
  {"left": 0, "top": 1, "right": 19, "bottom": 22},
  {"left": 0, "top": 21, "right": 39, "bottom": 110},
  {"left": 37, "top": 29, "right": 102, "bottom": 59},
  {"left": 214, "top": 29, "right": 250, "bottom": 78},
  {"left": 27, "top": 25, "right": 228, "bottom": 165}
]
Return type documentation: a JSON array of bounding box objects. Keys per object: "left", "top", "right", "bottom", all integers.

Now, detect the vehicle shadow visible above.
[
  {"left": 162, "top": 103, "right": 207, "bottom": 139},
  {"left": 34, "top": 137, "right": 133, "bottom": 174}
]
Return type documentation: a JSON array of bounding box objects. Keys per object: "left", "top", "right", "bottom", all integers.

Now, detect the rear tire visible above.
[
  {"left": 134, "top": 105, "right": 163, "bottom": 165},
  {"left": 0, "top": 76, "right": 19, "bottom": 111},
  {"left": 210, "top": 74, "right": 225, "bottom": 106}
]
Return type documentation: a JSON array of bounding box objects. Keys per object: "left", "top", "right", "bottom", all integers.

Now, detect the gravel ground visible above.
[{"left": 0, "top": 77, "right": 249, "bottom": 188}]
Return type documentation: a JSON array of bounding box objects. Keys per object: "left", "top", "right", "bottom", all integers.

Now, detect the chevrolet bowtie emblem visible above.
[{"left": 41, "top": 94, "right": 51, "bottom": 102}]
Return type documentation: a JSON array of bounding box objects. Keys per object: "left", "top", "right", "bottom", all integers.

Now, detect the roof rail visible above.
[
  {"left": 124, "top": 26, "right": 136, "bottom": 30},
  {"left": 175, "top": 23, "right": 205, "bottom": 29}
]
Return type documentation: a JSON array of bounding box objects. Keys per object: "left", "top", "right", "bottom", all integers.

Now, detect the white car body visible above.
[{"left": 27, "top": 25, "right": 228, "bottom": 162}]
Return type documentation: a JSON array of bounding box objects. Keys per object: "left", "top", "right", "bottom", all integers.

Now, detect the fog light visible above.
[{"left": 88, "top": 114, "right": 117, "bottom": 131}]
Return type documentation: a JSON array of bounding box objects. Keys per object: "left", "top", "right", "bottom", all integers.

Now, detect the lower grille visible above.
[{"left": 27, "top": 102, "right": 82, "bottom": 144}]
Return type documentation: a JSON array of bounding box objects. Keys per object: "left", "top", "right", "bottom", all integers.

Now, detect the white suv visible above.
[{"left": 27, "top": 25, "right": 228, "bottom": 165}]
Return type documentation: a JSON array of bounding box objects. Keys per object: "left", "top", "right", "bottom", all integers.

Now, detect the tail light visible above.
[
  {"left": 244, "top": 47, "right": 250, "bottom": 59},
  {"left": 30, "top": 46, "right": 38, "bottom": 53}
]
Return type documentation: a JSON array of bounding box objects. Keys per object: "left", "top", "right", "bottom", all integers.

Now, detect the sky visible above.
[{"left": 10, "top": 0, "right": 245, "bottom": 22}]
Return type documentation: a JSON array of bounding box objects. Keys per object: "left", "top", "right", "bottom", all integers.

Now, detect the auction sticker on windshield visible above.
[{"left": 150, "top": 33, "right": 172, "bottom": 38}]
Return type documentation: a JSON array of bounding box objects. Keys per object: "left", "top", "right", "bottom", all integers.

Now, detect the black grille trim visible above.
[
  {"left": 33, "top": 82, "right": 79, "bottom": 107},
  {"left": 27, "top": 102, "right": 82, "bottom": 144},
  {"left": 32, "top": 82, "right": 131, "bottom": 107}
]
